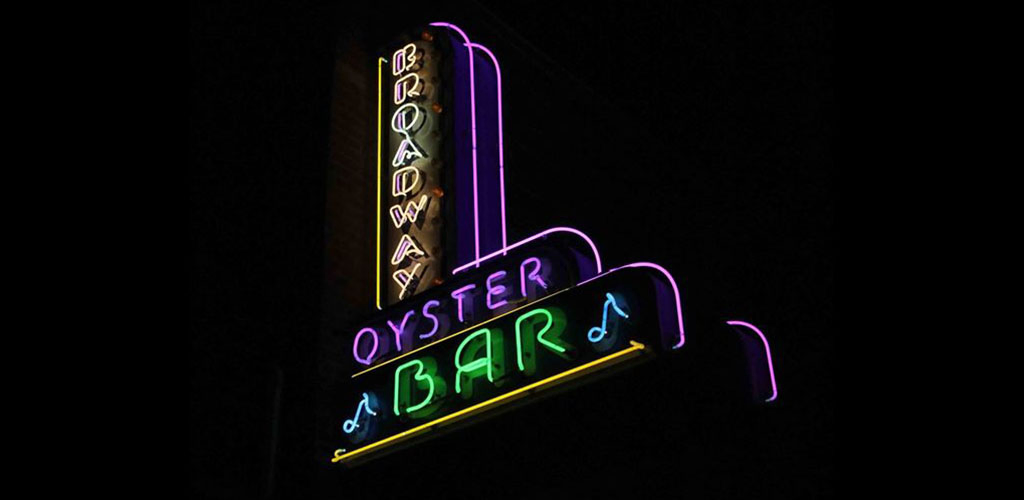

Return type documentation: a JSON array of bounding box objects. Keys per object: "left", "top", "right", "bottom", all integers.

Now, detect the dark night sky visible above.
[{"left": 191, "top": 0, "right": 832, "bottom": 498}]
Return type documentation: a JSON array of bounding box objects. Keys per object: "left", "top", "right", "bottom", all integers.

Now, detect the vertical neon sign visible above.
[{"left": 382, "top": 31, "right": 446, "bottom": 305}]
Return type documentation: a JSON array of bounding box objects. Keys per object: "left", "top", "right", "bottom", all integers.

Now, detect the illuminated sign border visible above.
[{"left": 332, "top": 340, "right": 648, "bottom": 464}]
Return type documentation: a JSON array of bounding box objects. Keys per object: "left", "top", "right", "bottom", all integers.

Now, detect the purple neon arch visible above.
[
  {"left": 610, "top": 262, "right": 686, "bottom": 349},
  {"left": 451, "top": 226, "right": 603, "bottom": 276},
  {"left": 430, "top": 22, "right": 481, "bottom": 265},
  {"left": 725, "top": 320, "right": 779, "bottom": 403},
  {"left": 467, "top": 42, "right": 508, "bottom": 251}
]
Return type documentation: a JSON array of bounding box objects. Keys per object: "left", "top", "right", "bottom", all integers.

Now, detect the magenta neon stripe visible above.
[
  {"left": 725, "top": 320, "right": 779, "bottom": 403},
  {"left": 451, "top": 226, "right": 603, "bottom": 275},
  {"left": 468, "top": 43, "right": 508, "bottom": 251},
  {"left": 430, "top": 22, "right": 481, "bottom": 265}
]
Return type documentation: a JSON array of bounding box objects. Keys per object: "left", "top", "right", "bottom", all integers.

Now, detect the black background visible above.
[{"left": 191, "top": 0, "right": 832, "bottom": 497}]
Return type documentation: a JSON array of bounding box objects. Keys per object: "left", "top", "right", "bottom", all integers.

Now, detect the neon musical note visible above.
[
  {"left": 343, "top": 393, "right": 378, "bottom": 434},
  {"left": 587, "top": 293, "right": 629, "bottom": 343}
]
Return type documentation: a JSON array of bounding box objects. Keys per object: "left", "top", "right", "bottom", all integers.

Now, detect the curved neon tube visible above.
[
  {"left": 430, "top": 22, "right": 480, "bottom": 264},
  {"left": 612, "top": 263, "right": 685, "bottom": 349},
  {"left": 451, "top": 227, "right": 603, "bottom": 276},
  {"left": 519, "top": 257, "right": 548, "bottom": 296},
  {"left": 467, "top": 43, "right": 507, "bottom": 251},
  {"left": 587, "top": 293, "right": 629, "bottom": 343},
  {"left": 578, "top": 262, "right": 685, "bottom": 349},
  {"left": 485, "top": 270, "right": 509, "bottom": 309},
  {"left": 353, "top": 328, "right": 380, "bottom": 365},
  {"left": 391, "top": 43, "right": 416, "bottom": 75},
  {"left": 342, "top": 393, "right": 377, "bottom": 434},
  {"left": 394, "top": 359, "right": 436, "bottom": 415},
  {"left": 725, "top": 320, "right": 779, "bottom": 403}
]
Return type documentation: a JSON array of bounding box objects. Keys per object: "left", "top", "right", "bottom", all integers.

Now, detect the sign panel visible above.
[
  {"left": 325, "top": 20, "right": 779, "bottom": 468},
  {"left": 377, "top": 24, "right": 511, "bottom": 308},
  {"left": 332, "top": 266, "right": 683, "bottom": 465},
  {"left": 380, "top": 31, "right": 449, "bottom": 306}
]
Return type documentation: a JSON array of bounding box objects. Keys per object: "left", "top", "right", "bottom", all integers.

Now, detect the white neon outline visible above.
[
  {"left": 391, "top": 140, "right": 425, "bottom": 170},
  {"left": 725, "top": 320, "right": 779, "bottom": 403},
  {"left": 393, "top": 73, "right": 422, "bottom": 105},
  {"left": 391, "top": 166, "right": 422, "bottom": 197},
  {"left": 392, "top": 43, "right": 416, "bottom": 76},
  {"left": 390, "top": 234, "right": 425, "bottom": 266},
  {"left": 452, "top": 227, "right": 603, "bottom": 276},
  {"left": 390, "top": 102, "right": 421, "bottom": 132},
  {"left": 389, "top": 195, "right": 429, "bottom": 228},
  {"left": 390, "top": 104, "right": 425, "bottom": 168},
  {"left": 392, "top": 262, "right": 422, "bottom": 298}
]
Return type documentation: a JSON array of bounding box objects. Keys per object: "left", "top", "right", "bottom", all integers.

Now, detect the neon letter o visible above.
[{"left": 353, "top": 328, "right": 380, "bottom": 365}]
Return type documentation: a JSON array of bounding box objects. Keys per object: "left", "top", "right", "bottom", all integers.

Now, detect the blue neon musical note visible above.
[
  {"left": 343, "top": 392, "right": 378, "bottom": 434},
  {"left": 587, "top": 293, "right": 629, "bottom": 343}
]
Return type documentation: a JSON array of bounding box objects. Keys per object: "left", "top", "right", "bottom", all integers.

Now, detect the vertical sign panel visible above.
[{"left": 382, "top": 32, "right": 446, "bottom": 306}]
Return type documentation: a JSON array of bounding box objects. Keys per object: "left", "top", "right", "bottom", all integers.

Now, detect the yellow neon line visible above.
[
  {"left": 375, "top": 57, "right": 383, "bottom": 311},
  {"left": 332, "top": 341, "right": 647, "bottom": 464},
  {"left": 351, "top": 286, "right": 575, "bottom": 378}
]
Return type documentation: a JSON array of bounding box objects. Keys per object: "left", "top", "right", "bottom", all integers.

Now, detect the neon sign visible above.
[
  {"left": 329, "top": 22, "right": 780, "bottom": 467},
  {"left": 333, "top": 266, "right": 681, "bottom": 465},
  {"left": 380, "top": 31, "right": 446, "bottom": 306}
]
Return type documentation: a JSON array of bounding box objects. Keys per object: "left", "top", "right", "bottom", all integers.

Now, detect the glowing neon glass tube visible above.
[
  {"left": 430, "top": 22, "right": 480, "bottom": 265},
  {"left": 726, "top": 320, "right": 779, "bottom": 403}
]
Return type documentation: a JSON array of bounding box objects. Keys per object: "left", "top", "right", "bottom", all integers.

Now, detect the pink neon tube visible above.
[
  {"left": 467, "top": 42, "right": 508, "bottom": 251},
  {"left": 429, "top": 22, "right": 481, "bottom": 264},
  {"left": 726, "top": 320, "right": 779, "bottom": 403},
  {"left": 451, "top": 226, "right": 603, "bottom": 276}
]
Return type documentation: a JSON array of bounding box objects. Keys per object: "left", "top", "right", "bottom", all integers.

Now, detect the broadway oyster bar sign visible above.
[{"left": 329, "top": 22, "right": 779, "bottom": 466}]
